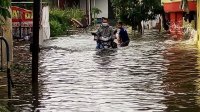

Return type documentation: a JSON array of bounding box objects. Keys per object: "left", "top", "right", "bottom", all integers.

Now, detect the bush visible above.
[
  {"left": 50, "top": 20, "right": 62, "bottom": 37},
  {"left": 64, "top": 8, "right": 84, "bottom": 21},
  {"left": 49, "top": 8, "right": 84, "bottom": 37},
  {"left": 49, "top": 9, "right": 67, "bottom": 36}
]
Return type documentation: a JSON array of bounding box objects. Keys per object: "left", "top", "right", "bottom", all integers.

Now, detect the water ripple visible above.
[{"left": 6, "top": 31, "right": 200, "bottom": 111}]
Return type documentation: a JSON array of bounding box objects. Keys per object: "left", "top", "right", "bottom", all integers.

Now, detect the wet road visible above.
[{"left": 2, "top": 30, "right": 200, "bottom": 112}]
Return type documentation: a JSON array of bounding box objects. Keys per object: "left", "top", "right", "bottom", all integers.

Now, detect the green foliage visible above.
[
  {"left": 65, "top": 8, "right": 84, "bottom": 21},
  {"left": 0, "top": 0, "right": 11, "bottom": 25},
  {"left": 49, "top": 8, "right": 84, "bottom": 37},
  {"left": 0, "top": 104, "right": 10, "bottom": 112},
  {"left": 50, "top": 20, "right": 62, "bottom": 37},
  {"left": 91, "top": 7, "right": 102, "bottom": 26},
  {"left": 91, "top": 7, "right": 102, "bottom": 18},
  {"left": 111, "top": 0, "right": 162, "bottom": 27}
]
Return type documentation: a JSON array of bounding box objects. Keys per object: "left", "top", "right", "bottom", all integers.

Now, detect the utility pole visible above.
[{"left": 32, "top": 0, "right": 40, "bottom": 85}]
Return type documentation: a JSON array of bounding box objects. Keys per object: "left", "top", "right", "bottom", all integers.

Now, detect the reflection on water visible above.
[
  {"left": 162, "top": 44, "right": 200, "bottom": 111},
  {"left": 195, "top": 50, "right": 200, "bottom": 108},
  {"left": 1, "top": 31, "right": 200, "bottom": 111},
  {"left": 94, "top": 49, "right": 117, "bottom": 66}
]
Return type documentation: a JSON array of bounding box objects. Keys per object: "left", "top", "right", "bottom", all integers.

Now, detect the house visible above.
[
  {"left": 11, "top": 0, "right": 50, "bottom": 45},
  {"left": 53, "top": 0, "right": 114, "bottom": 24},
  {"left": 161, "top": 0, "right": 197, "bottom": 39},
  {"left": 54, "top": 0, "right": 113, "bottom": 18}
]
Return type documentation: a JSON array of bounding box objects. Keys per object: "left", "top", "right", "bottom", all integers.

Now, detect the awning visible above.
[{"left": 163, "top": 1, "right": 196, "bottom": 13}]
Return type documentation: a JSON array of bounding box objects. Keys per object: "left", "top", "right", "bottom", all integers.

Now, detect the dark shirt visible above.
[{"left": 119, "top": 28, "right": 129, "bottom": 42}]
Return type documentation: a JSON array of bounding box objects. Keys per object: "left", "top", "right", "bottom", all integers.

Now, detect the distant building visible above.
[
  {"left": 51, "top": 0, "right": 114, "bottom": 24},
  {"left": 11, "top": 0, "right": 115, "bottom": 25},
  {"left": 51, "top": 0, "right": 113, "bottom": 17},
  {"left": 161, "top": 0, "right": 197, "bottom": 38}
]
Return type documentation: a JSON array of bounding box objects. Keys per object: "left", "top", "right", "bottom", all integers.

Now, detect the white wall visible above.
[
  {"left": 95, "top": 0, "right": 108, "bottom": 18},
  {"left": 80, "top": 0, "right": 108, "bottom": 18}
]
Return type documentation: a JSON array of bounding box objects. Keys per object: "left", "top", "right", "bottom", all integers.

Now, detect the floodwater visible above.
[{"left": 1, "top": 30, "right": 200, "bottom": 112}]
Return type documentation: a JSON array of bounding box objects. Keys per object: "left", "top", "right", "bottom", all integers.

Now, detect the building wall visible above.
[
  {"left": 0, "top": 9, "right": 13, "bottom": 67},
  {"left": 162, "top": 0, "right": 197, "bottom": 39},
  {"left": 94, "top": 0, "right": 108, "bottom": 18},
  {"left": 80, "top": 0, "right": 108, "bottom": 18},
  {"left": 169, "top": 12, "right": 183, "bottom": 36},
  {"left": 161, "top": 0, "right": 195, "bottom": 4}
]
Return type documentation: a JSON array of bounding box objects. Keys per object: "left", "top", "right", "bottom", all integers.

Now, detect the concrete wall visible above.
[
  {"left": 80, "top": 0, "right": 108, "bottom": 18},
  {"left": 0, "top": 8, "right": 13, "bottom": 67},
  {"left": 94, "top": 0, "right": 108, "bottom": 18}
]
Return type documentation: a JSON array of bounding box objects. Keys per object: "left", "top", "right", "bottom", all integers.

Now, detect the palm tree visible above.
[{"left": 91, "top": 7, "right": 102, "bottom": 26}]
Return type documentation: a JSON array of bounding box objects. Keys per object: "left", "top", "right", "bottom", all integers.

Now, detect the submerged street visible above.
[{"left": 2, "top": 30, "right": 200, "bottom": 111}]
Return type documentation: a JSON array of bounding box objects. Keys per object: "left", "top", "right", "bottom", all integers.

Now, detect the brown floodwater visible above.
[{"left": 1, "top": 30, "right": 200, "bottom": 112}]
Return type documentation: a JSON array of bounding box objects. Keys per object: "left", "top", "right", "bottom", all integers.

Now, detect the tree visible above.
[
  {"left": 0, "top": 0, "right": 11, "bottom": 26},
  {"left": 91, "top": 7, "right": 102, "bottom": 19},
  {"left": 111, "top": 0, "right": 162, "bottom": 34}
]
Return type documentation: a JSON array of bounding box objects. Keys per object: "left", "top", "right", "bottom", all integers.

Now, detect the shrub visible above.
[
  {"left": 50, "top": 20, "right": 62, "bottom": 37},
  {"left": 64, "top": 8, "right": 84, "bottom": 21},
  {"left": 49, "top": 9, "right": 67, "bottom": 36},
  {"left": 49, "top": 8, "right": 84, "bottom": 37}
]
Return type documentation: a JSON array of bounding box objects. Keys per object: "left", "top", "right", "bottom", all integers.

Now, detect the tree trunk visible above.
[
  {"left": 0, "top": 7, "right": 13, "bottom": 67},
  {"left": 138, "top": 22, "right": 143, "bottom": 35}
]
